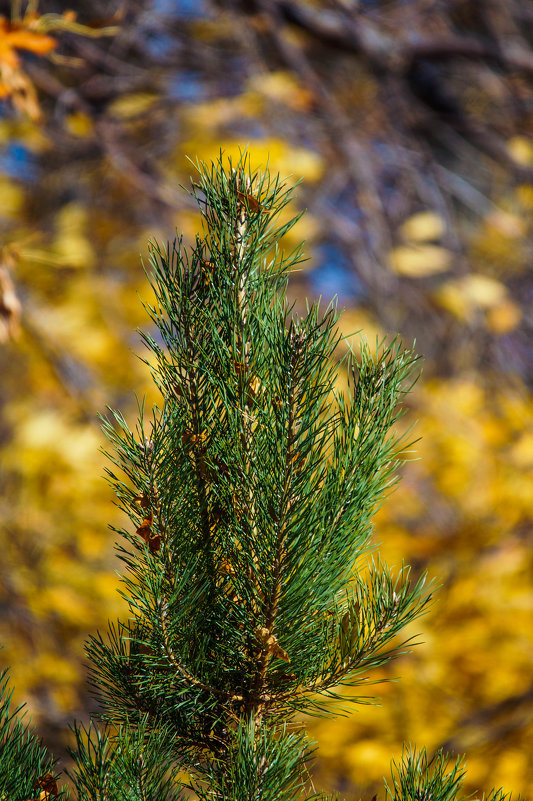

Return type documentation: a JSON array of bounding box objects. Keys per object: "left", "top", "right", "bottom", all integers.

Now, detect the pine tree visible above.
[{"left": 0, "top": 154, "right": 518, "bottom": 801}]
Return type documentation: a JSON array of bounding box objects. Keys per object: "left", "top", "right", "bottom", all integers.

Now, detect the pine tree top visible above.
[{"left": 95, "top": 152, "right": 429, "bottom": 751}]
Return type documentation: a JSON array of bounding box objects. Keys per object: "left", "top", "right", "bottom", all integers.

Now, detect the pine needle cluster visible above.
[{"left": 0, "top": 154, "right": 518, "bottom": 801}]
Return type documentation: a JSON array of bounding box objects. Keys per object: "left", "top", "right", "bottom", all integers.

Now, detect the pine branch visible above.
[
  {"left": 0, "top": 668, "right": 59, "bottom": 801},
  {"left": 95, "top": 154, "right": 432, "bottom": 765}
]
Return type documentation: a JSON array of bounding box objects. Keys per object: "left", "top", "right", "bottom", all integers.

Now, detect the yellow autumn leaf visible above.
[
  {"left": 516, "top": 183, "right": 533, "bottom": 209},
  {"left": 434, "top": 274, "right": 508, "bottom": 320},
  {"left": 184, "top": 95, "right": 261, "bottom": 131},
  {"left": 485, "top": 299, "right": 521, "bottom": 334},
  {"left": 53, "top": 202, "right": 95, "bottom": 269},
  {"left": 335, "top": 309, "right": 384, "bottom": 352},
  {"left": 343, "top": 740, "right": 392, "bottom": 782},
  {"left": 65, "top": 111, "right": 93, "bottom": 138},
  {"left": 108, "top": 93, "right": 158, "bottom": 119},
  {"left": 461, "top": 274, "right": 507, "bottom": 308},
  {"left": 32, "top": 652, "right": 80, "bottom": 685},
  {"left": 183, "top": 137, "right": 324, "bottom": 184},
  {"left": 39, "top": 585, "right": 95, "bottom": 627},
  {"left": 13, "top": 408, "right": 101, "bottom": 470},
  {"left": 0, "top": 175, "right": 24, "bottom": 217},
  {"left": 509, "top": 432, "right": 533, "bottom": 469},
  {"left": 190, "top": 16, "right": 237, "bottom": 42},
  {"left": 247, "top": 70, "right": 314, "bottom": 111},
  {"left": 389, "top": 244, "right": 451, "bottom": 277},
  {"left": 495, "top": 749, "right": 530, "bottom": 791},
  {"left": 508, "top": 135, "right": 533, "bottom": 165},
  {"left": 171, "top": 209, "right": 202, "bottom": 243},
  {"left": 92, "top": 572, "right": 123, "bottom": 603},
  {"left": 399, "top": 210, "right": 445, "bottom": 243},
  {"left": 484, "top": 209, "right": 526, "bottom": 238}
]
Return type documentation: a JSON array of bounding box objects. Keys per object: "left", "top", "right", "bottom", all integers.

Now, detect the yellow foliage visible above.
[
  {"left": 0, "top": 117, "right": 49, "bottom": 150},
  {"left": 399, "top": 210, "right": 445, "bottom": 243},
  {"left": 64, "top": 111, "right": 93, "bottom": 138},
  {"left": 39, "top": 586, "right": 96, "bottom": 628},
  {"left": 92, "top": 571, "right": 121, "bottom": 602},
  {"left": 173, "top": 208, "right": 205, "bottom": 243},
  {"left": 507, "top": 136, "right": 533, "bottom": 165},
  {"left": 496, "top": 750, "right": 530, "bottom": 790},
  {"left": 247, "top": 71, "right": 314, "bottom": 112},
  {"left": 0, "top": 174, "right": 24, "bottom": 217},
  {"left": 343, "top": 740, "right": 392, "bottom": 783},
  {"left": 509, "top": 431, "right": 533, "bottom": 468},
  {"left": 12, "top": 408, "right": 101, "bottom": 471},
  {"left": 190, "top": 15, "right": 237, "bottom": 41},
  {"left": 272, "top": 202, "right": 320, "bottom": 252},
  {"left": 182, "top": 137, "right": 324, "bottom": 184},
  {"left": 53, "top": 203, "right": 96, "bottom": 269},
  {"left": 108, "top": 93, "right": 158, "bottom": 119},
  {"left": 389, "top": 244, "right": 451, "bottom": 276},
  {"left": 484, "top": 209, "right": 526, "bottom": 238},
  {"left": 184, "top": 95, "right": 262, "bottom": 131},
  {"left": 485, "top": 299, "right": 521, "bottom": 333},
  {"left": 469, "top": 216, "right": 526, "bottom": 272},
  {"left": 515, "top": 183, "right": 533, "bottom": 209},
  {"left": 433, "top": 274, "right": 513, "bottom": 325}
]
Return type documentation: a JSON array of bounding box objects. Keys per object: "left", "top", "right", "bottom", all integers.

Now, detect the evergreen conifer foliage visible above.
[
  {"left": 0, "top": 670, "right": 57, "bottom": 801},
  {"left": 94, "top": 153, "right": 429, "bottom": 797},
  {"left": 0, "top": 155, "right": 519, "bottom": 801}
]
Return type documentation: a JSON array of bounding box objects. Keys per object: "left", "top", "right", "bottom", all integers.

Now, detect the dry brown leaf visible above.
[
  {"left": 236, "top": 190, "right": 270, "bottom": 213},
  {"left": 136, "top": 511, "right": 153, "bottom": 541},
  {"left": 148, "top": 533, "right": 161, "bottom": 553},
  {"left": 132, "top": 491, "right": 150, "bottom": 510},
  {"left": 136, "top": 510, "right": 161, "bottom": 553},
  {"left": 33, "top": 773, "right": 58, "bottom": 799}
]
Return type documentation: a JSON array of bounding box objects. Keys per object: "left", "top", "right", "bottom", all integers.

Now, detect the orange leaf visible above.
[{"left": 1, "top": 24, "right": 57, "bottom": 59}]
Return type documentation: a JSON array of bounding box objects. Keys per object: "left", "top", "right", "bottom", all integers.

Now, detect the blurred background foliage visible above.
[{"left": 0, "top": 0, "right": 532, "bottom": 797}]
